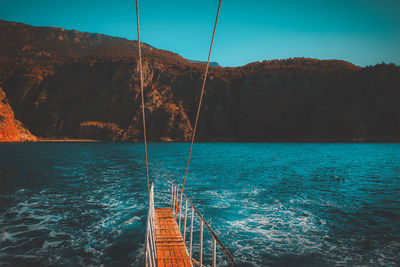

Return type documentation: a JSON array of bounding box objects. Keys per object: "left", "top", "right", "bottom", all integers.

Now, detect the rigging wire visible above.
[
  {"left": 179, "top": 0, "right": 222, "bottom": 205},
  {"left": 135, "top": 0, "right": 150, "bottom": 198}
]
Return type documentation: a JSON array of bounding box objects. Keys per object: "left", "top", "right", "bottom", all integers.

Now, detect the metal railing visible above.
[
  {"left": 145, "top": 182, "right": 236, "bottom": 267},
  {"left": 171, "top": 182, "right": 236, "bottom": 267},
  {"left": 145, "top": 183, "right": 157, "bottom": 267}
]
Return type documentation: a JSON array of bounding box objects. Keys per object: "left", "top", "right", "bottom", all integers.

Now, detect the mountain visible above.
[{"left": 1, "top": 19, "right": 399, "bottom": 142}]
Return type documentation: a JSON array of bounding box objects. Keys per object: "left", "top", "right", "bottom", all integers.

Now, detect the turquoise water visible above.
[{"left": 0, "top": 143, "right": 399, "bottom": 266}]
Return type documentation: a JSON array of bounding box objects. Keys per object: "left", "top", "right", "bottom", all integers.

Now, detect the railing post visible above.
[
  {"left": 172, "top": 185, "right": 176, "bottom": 217},
  {"left": 212, "top": 237, "right": 216, "bottom": 267},
  {"left": 189, "top": 206, "right": 194, "bottom": 260},
  {"left": 178, "top": 192, "right": 183, "bottom": 230},
  {"left": 200, "top": 220, "right": 203, "bottom": 267},
  {"left": 171, "top": 183, "right": 174, "bottom": 209},
  {"left": 183, "top": 198, "right": 188, "bottom": 242},
  {"left": 145, "top": 231, "right": 148, "bottom": 266},
  {"left": 175, "top": 187, "right": 179, "bottom": 218}
]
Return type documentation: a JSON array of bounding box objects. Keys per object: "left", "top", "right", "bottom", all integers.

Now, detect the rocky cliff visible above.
[
  {"left": 0, "top": 87, "right": 37, "bottom": 142},
  {"left": 1, "top": 19, "right": 399, "bottom": 142}
]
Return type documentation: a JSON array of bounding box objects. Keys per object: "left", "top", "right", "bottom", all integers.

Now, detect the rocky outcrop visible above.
[
  {"left": 0, "top": 19, "right": 399, "bottom": 142},
  {"left": 0, "top": 87, "right": 37, "bottom": 142}
]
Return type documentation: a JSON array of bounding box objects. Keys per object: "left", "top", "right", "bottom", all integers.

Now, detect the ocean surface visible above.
[{"left": 0, "top": 143, "right": 399, "bottom": 266}]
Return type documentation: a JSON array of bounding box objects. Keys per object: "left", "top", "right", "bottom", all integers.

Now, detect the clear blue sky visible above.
[{"left": 1, "top": 0, "right": 399, "bottom": 67}]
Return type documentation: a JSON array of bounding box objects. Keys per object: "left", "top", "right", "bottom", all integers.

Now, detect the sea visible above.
[{"left": 0, "top": 143, "right": 399, "bottom": 266}]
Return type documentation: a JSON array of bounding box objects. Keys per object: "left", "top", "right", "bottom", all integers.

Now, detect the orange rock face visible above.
[{"left": 0, "top": 88, "right": 37, "bottom": 142}]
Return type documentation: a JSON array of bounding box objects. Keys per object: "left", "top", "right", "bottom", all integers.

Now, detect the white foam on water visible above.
[
  {"left": 125, "top": 216, "right": 140, "bottom": 225},
  {"left": 224, "top": 195, "right": 333, "bottom": 266},
  {"left": 1, "top": 232, "right": 9, "bottom": 241}
]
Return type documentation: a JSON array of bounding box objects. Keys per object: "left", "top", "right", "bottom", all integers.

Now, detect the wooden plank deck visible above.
[{"left": 154, "top": 207, "right": 192, "bottom": 267}]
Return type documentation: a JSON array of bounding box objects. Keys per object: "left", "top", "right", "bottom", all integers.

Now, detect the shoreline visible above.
[
  {"left": 37, "top": 138, "right": 99, "bottom": 142},
  {"left": 1, "top": 138, "right": 400, "bottom": 144}
]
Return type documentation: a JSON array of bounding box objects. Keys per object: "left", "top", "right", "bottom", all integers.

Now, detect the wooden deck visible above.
[{"left": 154, "top": 207, "right": 192, "bottom": 267}]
